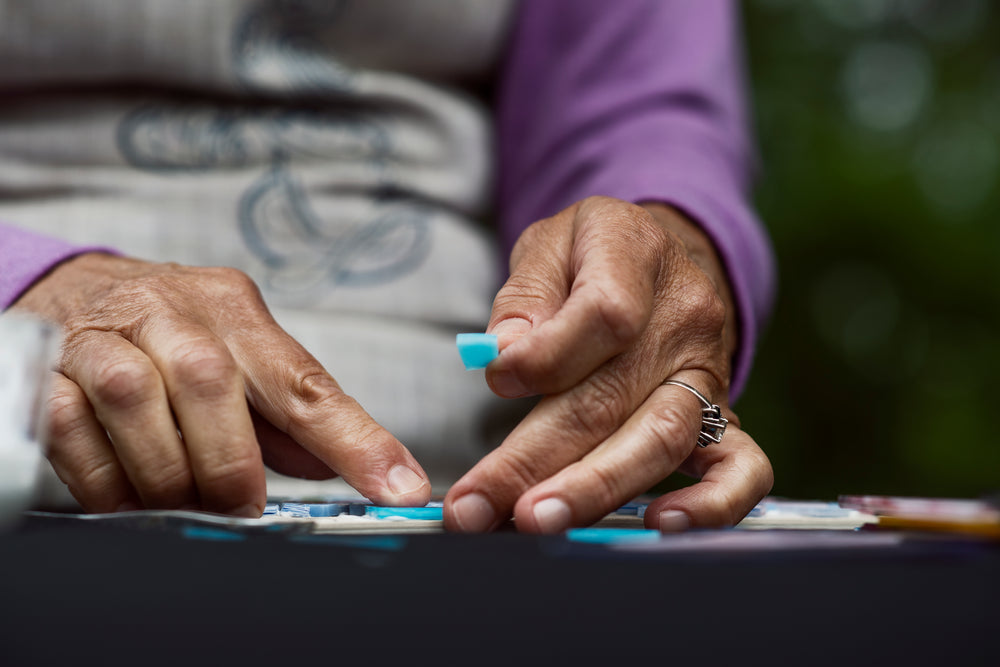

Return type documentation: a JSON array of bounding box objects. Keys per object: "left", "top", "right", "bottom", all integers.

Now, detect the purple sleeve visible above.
[
  {"left": 496, "top": 0, "right": 776, "bottom": 400},
  {"left": 0, "top": 223, "right": 117, "bottom": 309}
]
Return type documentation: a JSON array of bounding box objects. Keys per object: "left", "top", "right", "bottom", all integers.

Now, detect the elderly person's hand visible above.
[
  {"left": 12, "top": 253, "right": 431, "bottom": 516},
  {"left": 443, "top": 196, "right": 772, "bottom": 533}
]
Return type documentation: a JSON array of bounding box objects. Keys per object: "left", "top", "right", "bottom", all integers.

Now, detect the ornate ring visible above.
[{"left": 661, "top": 380, "right": 728, "bottom": 448}]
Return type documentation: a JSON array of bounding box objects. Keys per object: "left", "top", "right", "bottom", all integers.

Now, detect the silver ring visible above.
[{"left": 661, "top": 380, "right": 728, "bottom": 447}]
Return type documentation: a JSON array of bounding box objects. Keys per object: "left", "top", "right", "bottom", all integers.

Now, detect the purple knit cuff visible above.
[{"left": 1, "top": 223, "right": 118, "bottom": 309}]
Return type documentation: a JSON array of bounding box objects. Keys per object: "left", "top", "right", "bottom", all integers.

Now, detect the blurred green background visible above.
[{"left": 737, "top": 0, "right": 1000, "bottom": 500}]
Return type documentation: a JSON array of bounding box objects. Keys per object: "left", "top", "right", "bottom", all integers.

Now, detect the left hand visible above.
[{"left": 443, "top": 196, "right": 773, "bottom": 533}]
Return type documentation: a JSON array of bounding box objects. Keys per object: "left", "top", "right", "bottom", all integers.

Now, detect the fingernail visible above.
[
  {"left": 387, "top": 465, "right": 428, "bottom": 498},
  {"left": 658, "top": 509, "right": 691, "bottom": 533},
  {"left": 226, "top": 504, "right": 262, "bottom": 518},
  {"left": 489, "top": 317, "right": 532, "bottom": 342},
  {"left": 451, "top": 492, "right": 496, "bottom": 532},
  {"left": 490, "top": 369, "right": 529, "bottom": 398},
  {"left": 115, "top": 501, "right": 140, "bottom": 513},
  {"left": 532, "top": 497, "right": 572, "bottom": 533}
]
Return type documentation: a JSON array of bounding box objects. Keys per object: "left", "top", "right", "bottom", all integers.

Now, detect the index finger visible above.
[{"left": 226, "top": 321, "right": 431, "bottom": 507}]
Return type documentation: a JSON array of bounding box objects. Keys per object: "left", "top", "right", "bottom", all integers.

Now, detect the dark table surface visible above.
[{"left": 1, "top": 514, "right": 997, "bottom": 667}]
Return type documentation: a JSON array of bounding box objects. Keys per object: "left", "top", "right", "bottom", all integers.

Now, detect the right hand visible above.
[{"left": 11, "top": 253, "right": 431, "bottom": 516}]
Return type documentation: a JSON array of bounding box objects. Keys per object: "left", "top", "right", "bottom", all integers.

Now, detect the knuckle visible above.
[
  {"left": 590, "top": 283, "right": 647, "bottom": 347},
  {"left": 715, "top": 494, "right": 744, "bottom": 527},
  {"left": 483, "top": 446, "right": 549, "bottom": 497},
  {"left": 136, "top": 461, "right": 193, "bottom": 503},
  {"left": 46, "top": 387, "right": 90, "bottom": 444},
  {"left": 579, "top": 194, "right": 617, "bottom": 212},
  {"left": 294, "top": 370, "right": 341, "bottom": 406},
  {"left": 340, "top": 418, "right": 399, "bottom": 468},
  {"left": 624, "top": 203, "right": 672, "bottom": 253},
  {"left": 741, "top": 447, "right": 775, "bottom": 499},
  {"left": 642, "top": 400, "right": 696, "bottom": 461},
  {"left": 583, "top": 463, "right": 628, "bottom": 511},
  {"left": 198, "top": 447, "right": 261, "bottom": 491},
  {"left": 210, "top": 266, "right": 262, "bottom": 298},
  {"left": 76, "top": 458, "right": 122, "bottom": 497},
  {"left": 91, "top": 358, "right": 161, "bottom": 410},
  {"left": 493, "top": 271, "right": 560, "bottom": 312},
  {"left": 284, "top": 370, "right": 345, "bottom": 431},
  {"left": 349, "top": 420, "right": 396, "bottom": 456},
  {"left": 757, "top": 451, "right": 776, "bottom": 490},
  {"left": 757, "top": 462, "right": 776, "bottom": 498},
  {"left": 167, "top": 338, "right": 239, "bottom": 398},
  {"left": 184, "top": 266, "right": 267, "bottom": 316},
  {"left": 680, "top": 278, "right": 727, "bottom": 336}
]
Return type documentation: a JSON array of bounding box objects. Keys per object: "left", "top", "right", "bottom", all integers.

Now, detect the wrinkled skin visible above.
[
  {"left": 14, "top": 255, "right": 431, "bottom": 516},
  {"left": 13, "top": 196, "right": 771, "bottom": 530},
  {"left": 444, "top": 197, "right": 772, "bottom": 533}
]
